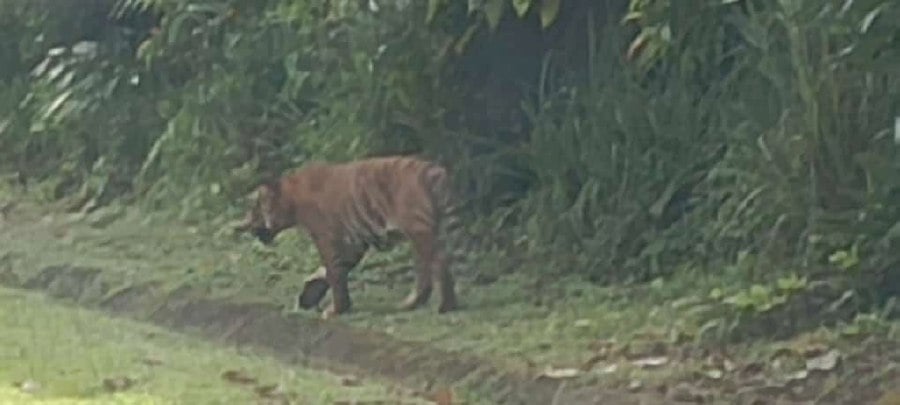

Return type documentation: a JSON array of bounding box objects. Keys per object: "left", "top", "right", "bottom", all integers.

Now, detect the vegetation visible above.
[
  {"left": 0, "top": 286, "right": 422, "bottom": 404},
  {"left": 2, "top": 0, "right": 900, "bottom": 388}
]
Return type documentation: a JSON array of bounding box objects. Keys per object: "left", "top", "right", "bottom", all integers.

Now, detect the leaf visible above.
[
  {"left": 340, "top": 375, "right": 362, "bottom": 387},
  {"left": 431, "top": 387, "right": 454, "bottom": 405},
  {"left": 784, "top": 369, "right": 808, "bottom": 381},
  {"left": 454, "top": 23, "right": 480, "bottom": 55},
  {"left": 102, "top": 376, "right": 136, "bottom": 392},
  {"left": 484, "top": 0, "right": 506, "bottom": 30},
  {"left": 426, "top": 0, "right": 444, "bottom": 24},
  {"left": 539, "top": 0, "right": 560, "bottom": 28},
  {"left": 14, "top": 380, "right": 41, "bottom": 394},
  {"left": 573, "top": 319, "right": 591, "bottom": 328},
  {"left": 538, "top": 367, "right": 581, "bottom": 379},
  {"left": 512, "top": 0, "right": 531, "bottom": 17},
  {"left": 468, "top": 0, "right": 484, "bottom": 14},
  {"left": 221, "top": 369, "right": 258, "bottom": 385},
  {"left": 627, "top": 379, "right": 643, "bottom": 391},
  {"left": 631, "top": 356, "right": 669, "bottom": 368},
  {"left": 805, "top": 349, "right": 841, "bottom": 372},
  {"left": 140, "top": 357, "right": 163, "bottom": 366},
  {"left": 860, "top": 5, "right": 883, "bottom": 34},
  {"left": 41, "top": 89, "right": 73, "bottom": 122},
  {"left": 253, "top": 384, "right": 286, "bottom": 399},
  {"left": 626, "top": 31, "right": 650, "bottom": 61},
  {"left": 597, "top": 363, "right": 618, "bottom": 374}
]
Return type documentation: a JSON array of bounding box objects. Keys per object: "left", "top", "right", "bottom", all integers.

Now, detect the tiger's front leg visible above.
[
  {"left": 321, "top": 265, "right": 351, "bottom": 320},
  {"left": 313, "top": 238, "right": 365, "bottom": 320}
]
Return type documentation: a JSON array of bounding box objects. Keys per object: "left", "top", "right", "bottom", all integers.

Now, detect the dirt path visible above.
[{"left": 0, "top": 263, "right": 671, "bottom": 404}]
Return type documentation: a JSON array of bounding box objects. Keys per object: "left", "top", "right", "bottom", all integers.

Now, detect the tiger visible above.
[{"left": 232, "top": 155, "right": 461, "bottom": 319}]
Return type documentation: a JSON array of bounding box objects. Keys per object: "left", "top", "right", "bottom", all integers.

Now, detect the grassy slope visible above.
[
  {"left": 0, "top": 286, "right": 424, "bottom": 404},
  {"left": 2, "top": 189, "right": 900, "bottom": 403}
]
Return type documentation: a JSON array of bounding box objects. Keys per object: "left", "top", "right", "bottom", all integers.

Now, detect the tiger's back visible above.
[{"left": 285, "top": 156, "right": 455, "bottom": 250}]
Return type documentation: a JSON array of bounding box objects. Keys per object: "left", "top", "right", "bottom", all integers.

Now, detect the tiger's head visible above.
[{"left": 233, "top": 179, "right": 293, "bottom": 245}]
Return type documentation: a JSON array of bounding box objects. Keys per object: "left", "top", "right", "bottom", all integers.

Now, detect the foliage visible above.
[{"left": 1, "top": 0, "right": 899, "bottom": 314}]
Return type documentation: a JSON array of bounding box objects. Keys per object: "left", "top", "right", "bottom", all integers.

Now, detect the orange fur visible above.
[{"left": 234, "top": 156, "right": 459, "bottom": 319}]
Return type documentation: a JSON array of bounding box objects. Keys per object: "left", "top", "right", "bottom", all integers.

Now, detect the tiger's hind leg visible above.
[
  {"left": 398, "top": 229, "right": 436, "bottom": 311},
  {"left": 433, "top": 247, "right": 458, "bottom": 313}
]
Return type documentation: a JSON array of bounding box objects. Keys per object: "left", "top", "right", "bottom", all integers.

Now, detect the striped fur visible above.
[{"left": 233, "top": 156, "right": 461, "bottom": 319}]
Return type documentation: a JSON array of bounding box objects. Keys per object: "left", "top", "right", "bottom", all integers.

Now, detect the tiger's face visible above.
[{"left": 234, "top": 181, "right": 292, "bottom": 245}]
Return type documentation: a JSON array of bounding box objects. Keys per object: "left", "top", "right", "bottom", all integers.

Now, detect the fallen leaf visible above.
[
  {"left": 581, "top": 353, "right": 606, "bottom": 371},
  {"left": 340, "top": 375, "right": 362, "bottom": 387},
  {"left": 228, "top": 253, "right": 242, "bottom": 263},
  {"left": 253, "top": 383, "right": 285, "bottom": 398},
  {"left": 221, "top": 369, "right": 258, "bottom": 385},
  {"left": 140, "top": 357, "right": 163, "bottom": 366},
  {"left": 102, "top": 376, "right": 136, "bottom": 392},
  {"left": 538, "top": 367, "right": 582, "bottom": 379},
  {"left": 784, "top": 369, "right": 809, "bottom": 381},
  {"left": 587, "top": 339, "right": 617, "bottom": 352},
  {"left": 806, "top": 349, "right": 841, "bottom": 372},
  {"left": 723, "top": 358, "right": 737, "bottom": 372},
  {"left": 631, "top": 356, "right": 669, "bottom": 369},
  {"left": 597, "top": 363, "right": 619, "bottom": 374},
  {"left": 14, "top": 380, "right": 41, "bottom": 394},
  {"left": 628, "top": 379, "right": 643, "bottom": 391},
  {"left": 770, "top": 346, "right": 797, "bottom": 361},
  {"left": 740, "top": 362, "right": 765, "bottom": 377},
  {"left": 799, "top": 343, "right": 829, "bottom": 358},
  {"left": 625, "top": 340, "right": 668, "bottom": 358},
  {"left": 668, "top": 382, "right": 706, "bottom": 402},
  {"left": 703, "top": 369, "right": 724, "bottom": 380},
  {"left": 573, "top": 319, "right": 592, "bottom": 328},
  {"left": 431, "top": 387, "right": 454, "bottom": 405}
]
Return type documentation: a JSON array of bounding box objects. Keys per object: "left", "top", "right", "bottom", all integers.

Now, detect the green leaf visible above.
[
  {"left": 454, "top": 23, "right": 481, "bottom": 54},
  {"left": 426, "top": 0, "right": 444, "bottom": 24},
  {"left": 468, "top": 0, "right": 484, "bottom": 14},
  {"left": 860, "top": 5, "right": 883, "bottom": 33},
  {"left": 484, "top": 0, "right": 506, "bottom": 30},
  {"left": 512, "top": 0, "right": 531, "bottom": 17},
  {"left": 539, "top": 0, "right": 561, "bottom": 28}
]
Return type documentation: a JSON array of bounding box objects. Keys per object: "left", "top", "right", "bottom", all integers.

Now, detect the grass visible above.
[
  {"left": 2, "top": 191, "right": 900, "bottom": 402},
  {"left": 0, "top": 199, "right": 712, "bottom": 369},
  {"left": 0, "top": 286, "right": 423, "bottom": 404}
]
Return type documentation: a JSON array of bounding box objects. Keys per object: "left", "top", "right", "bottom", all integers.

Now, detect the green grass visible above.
[
  {"left": 0, "top": 201, "right": 712, "bottom": 370},
  {"left": 0, "top": 286, "right": 422, "bottom": 404},
  {"left": 2, "top": 195, "right": 900, "bottom": 403}
]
